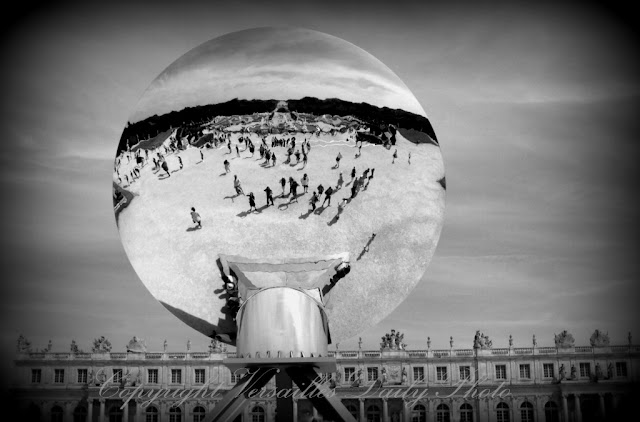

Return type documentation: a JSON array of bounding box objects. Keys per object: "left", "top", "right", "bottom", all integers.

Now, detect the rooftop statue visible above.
[
  {"left": 554, "top": 330, "right": 575, "bottom": 349},
  {"left": 91, "top": 336, "right": 112, "bottom": 353},
  {"left": 473, "top": 331, "right": 493, "bottom": 349},
  {"left": 590, "top": 329, "right": 610, "bottom": 347},
  {"left": 126, "top": 336, "right": 147, "bottom": 353},
  {"left": 17, "top": 335, "right": 32, "bottom": 353}
]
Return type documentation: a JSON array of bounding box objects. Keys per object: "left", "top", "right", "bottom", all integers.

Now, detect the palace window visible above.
[
  {"left": 579, "top": 363, "right": 591, "bottom": 378},
  {"left": 145, "top": 406, "right": 159, "bottom": 422},
  {"left": 520, "top": 402, "right": 534, "bottom": 422},
  {"left": 459, "top": 366, "right": 471, "bottom": 381},
  {"left": 113, "top": 368, "right": 123, "bottom": 383},
  {"left": 495, "top": 365, "right": 506, "bottom": 380},
  {"left": 367, "top": 367, "right": 379, "bottom": 382},
  {"left": 436, "top": 366, "right": 448, "bottom": 381},
  {"left": 460, "top": 403, "right": 473, "bottom": 422},
  {"left": 193, "top": 406, "right": 206, "bottom": 422},
  {"left": 148, "top": 369, "right": 158, "bottom": 384},
  {"left": 436, "top": 404, "right": 450, "bottom": 422},
  {"left": 31, "top": 369, "right": 41, "bottom": 383},
  {"left": 194, "top": 369, "right": 206, "bottom": 384},
  {"left": 367, "top": 405, "right": 381, "bottom": 422},
  {"left": 544, "top": 401, "right": 560, "bottom": 422},
  {"left": 54, "top": 369, "right": 65, "bottom": 384},
  {"left": 230, "top": 370, "right": 241, "bottom": 384},
  {"left": 77, "top": 369, "right": 88, "bottom": 383},
  {"left": 51, "top": 405, "right": 64, "bottom": 422},
  {"left": 346, "top": 404, "right": 358, "bottom": 420},
  {"left": 411, "top": 404, "right": 426, "bottom": 422},
  {"left": 108, "top": 405, "right": 123, "bottom": 422},
  {"left": 496, "top": 402, "right": 510, "bottom": 422},
  {"left": 543, "top": 363, "right": 554, "bottom": 378},
  {"left": 73, "top": 406, "right": 87, "bottom": 422},
  {"left": 344, "top": 367, "right": 356, "bottom": 382},
  {"left": 519, "top": 364, "right": 531, "bottom": 379},
  {"left": 413, "top": 366, "right": 425, "bottom": 383},
  {"left": 171, "top": 369, "right": 182, "bottom": 384},
  {"left": 616, "top": 362, "right": 627, "bottom": 377},
  {"left": 250, "top": 406, "right": 265, "bottom": 422},
  {"left": 169, "top": 406, "right": 182, "bottom": 422}
]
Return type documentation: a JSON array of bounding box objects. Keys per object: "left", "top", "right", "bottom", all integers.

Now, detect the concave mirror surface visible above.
[{"left": 113, "top": 27, "right": 445, "bottom": 346}]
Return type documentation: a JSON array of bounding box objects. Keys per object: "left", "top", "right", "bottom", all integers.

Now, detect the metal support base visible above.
[{"left": 203, "top": 360, "right": 356, "bottom": 422}]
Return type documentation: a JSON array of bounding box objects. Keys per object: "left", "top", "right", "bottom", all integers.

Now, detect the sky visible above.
[
  {"left": 1, "top": 0, "right": 639, "bottom": 389},
  {"left": 131, "top": 27, "right": 426, "bottom": 122}
]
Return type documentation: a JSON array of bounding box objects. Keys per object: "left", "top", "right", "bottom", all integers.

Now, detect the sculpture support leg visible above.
[{"left": 275, "top": 369, "right": 294, "bottom": 422}]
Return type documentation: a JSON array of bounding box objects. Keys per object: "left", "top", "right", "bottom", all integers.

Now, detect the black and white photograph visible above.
[{"left": 1, "top": 1, "right": 638, "bottom": 421}]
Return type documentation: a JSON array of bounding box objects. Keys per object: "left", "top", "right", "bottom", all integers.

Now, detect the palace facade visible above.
[{"left": 9, "top": 331, "right": 638, "bottom": 422}]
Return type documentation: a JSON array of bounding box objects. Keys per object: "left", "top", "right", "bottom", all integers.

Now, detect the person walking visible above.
[
  {"left": 301, "top": 174, "right": 309, "bottom": 193},
  {"left": 264, "top": 186, "right": 274, "bottom": 206},
  {"left": 322, "top": 186, "right": 333, "bottom": 207},
  {"left": 351, "top": 166, "right": 356, "bottom": 181},
  {"left": 290, "top": 178, "right": 299, "bottom": 202},
  {"left": 317, "top": 184, "right": 324, "bottom": 197},
  {"left": 178, "top": 156, "right": 183, "bottom": 169},
  {"left": 335, "top": 197, "right": 348, "bottom": 221},
  {"left": 309, "top": 191, "right": 319, "bottom": 211},
  {"left": 408, "top": 152, "right": 411, "bottom": 164},
  {"left": 280, "top": 177, "right": 287, "bottom": 196},
  {"left": 271, "top": 153, "right": 276, "bottom": 167},
  {"left": 199, "top": 149, "right": 204, "bottom": 161},
  {"left": 336, "top": 172, "right": 344, "bottom": 190},
  {"left": 190, "top": 207, "right": 202, "bottom": 228},
  {"left": 233, "top": 175, "right": 245, "bottom": 196},
  {"left": 224, "top": 159, "right": 230, "bottom": 173},
  {"left": 248, "top": 192, "right": 256, "bottom": 212},
  {"left": 236, "top": 145, "right": 240, "bottom": 157},
  {"left": 392, "top": 149, "right": 398, "bottom": 164},
  {"left": 335, "top": 152, "right": 342, "bottom": 168},
  {"left": 161, "top": 159, "right": 170, "bottom": 177}
]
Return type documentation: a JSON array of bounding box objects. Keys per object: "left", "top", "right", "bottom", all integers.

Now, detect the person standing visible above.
[
  {"left": 190, "top": 207, "right": 202, "bottom": 228},
  {"left": 236, "top": 145, "right": 240, "bottom": 157},
  {"left": 272, "top": 153, "right": 276, "bottom": 167},
  {"left": 351, "top": 166, "right": 356, "bottom": 182},
  {"left": 317, "top": 184, "right": 324, "bottom": 197},
  {"left": 264, "top": 186, "right": 274, "bottom": 206},
  {"left": 335, "top": 152, "right": 342, "bottom": 168},
  {"left": 392, "top": 149, "right": 398, "bottom": 164},
  {"left": 224, "top": 159, "right": 230, "bottom": 173},
  {"left": 290, "top": 178, "right": 299, "bottom": 202},
  {"left": 301, "top": 174, "right": 309, "bottom": 193},
  {"left": 408, "top": 152, "right": 411, "bottom": 164},
  {"left": 200, "top": 149, "right": 204, "bottom": 161},
  {"left": 248, "top": 192, "right": 256, "bottom": 212},
  {"left": 280, "top": 177, "right": 287, "bottom": 196},
  {"left": 178, "top": 156, "right": 183, "bottom": 170}
]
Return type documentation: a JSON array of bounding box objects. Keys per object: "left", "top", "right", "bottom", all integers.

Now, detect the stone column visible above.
[
  {"left": 134, "top": 401, "right": 141, "bottom": 422},
  {"left": 561, "top": 395, "right": 569, "bottom": 422},
  {"left": 359, "top": 398, "right": 365, "bottom": 422},
  {"left": 293, "top": 398, "right": 298, "bottom": 422},
  {"left": 599, "top": 393, "right": 606, "bottom": 421},
  {"left": 123, "top": 401, "right": 129, "bottom": 422},
  {"left": 574, "top": 394, "right": 582, "bottom": 422},
  {"left": 98, "top": 399, "right": 106, "bottom": 422},
  {"left": 382, "top": 398, "right": 389, "bottom": 422},
  {"left": 87, "top": 399, "right": 93, "bottom": 422},
  {"left": 402, "top": 399, "right": 410, "bottom": 422}
]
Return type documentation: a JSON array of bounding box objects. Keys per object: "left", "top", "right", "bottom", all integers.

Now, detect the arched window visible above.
[
  {"left": 460, "top": 403, "right": 473, "bottom": 422},
  {"left": 497, "top": 402, "right": 510, "bottom": 422},
  {"left": 108, "top": 405, "right": 123, "bottom": 422},
  {"left": 436, "top": 404, "right": 450, "bottom": 422},
  {"left": 51, "top": 405, "right": 64, "bottom": 422},
  {"left": 544, "top": 401, "right": 559, "bottom": 422},
  {"left": 169, "top": 406, "right": 182, "bottom": 422},
  {"left": 193, "top": 406, "right": 206, "bottom": 422},
  {"left": 145, "top": 406, "right": 159, "bottom": 422},
  {"left": 73, "top": 406, "right": 87, "bottom": 422},
  {"left": 367, "top": 404, "right": 381, "bottom": 422},
  {"left": 250, "top": 406, "right": 265, "bottom": 422},
  {"left": 520, "top": 402, "right": 534, "bottom": 422},
  {"left": 412, "top": 404, "right": 426, "bottom": 422},
  {"left": 345, "top": 403, "right": 358, "bottom": 421}
]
